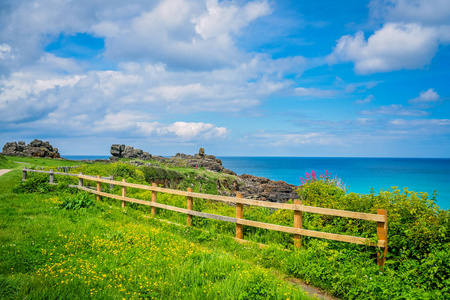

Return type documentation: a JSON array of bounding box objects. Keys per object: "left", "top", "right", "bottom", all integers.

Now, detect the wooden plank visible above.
[
  {"left": 151, "top": 183, "right": 157, "bottom": 217},
  {"left": 377, "top": 209, "right": 388, "bottom": 267},
  {"left": 188, "top": 210, "right": 237, "bottom": 223},
  {"left": 294, "top": 204, "right": 385, "bottom": 222},
  {"left": 78, "top": 173, "right": 83, "bottom": 187},
  {"left": 121, "top": 179, "right": 126, "bottom": 209},
  {"left": 49, "top": 170, "right": 54, "bottom": 184},
  {"left": 96, "top": 175, "right": 101, "bottom": 201},
  {"left": 25, "top": 169, "right": 78, "bottom": 177},
  {"left": 236, "top": 193, "right": 244, "bottom": 240},
  {"left": 187, "top": 187, "right": 193, "bottom": 227},
  {"left": 294, "top": 199, "right": 302, "bottom": 248},
  {"left": 236, "top": 218, "right": 384, "bottom": 247}
]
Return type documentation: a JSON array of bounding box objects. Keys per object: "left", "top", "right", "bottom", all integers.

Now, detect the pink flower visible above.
[
  {"left": 305, "top": 172, "right": 310, "bottom": 179},
  {"left": 326, "top": 170, "right": 329, "bottom": 176},
  {"left": 311, "top": 170, "right": 317, "bottom": 180},
  {"left": 300, "top": 177, "right": 304, "bottom": 184}
]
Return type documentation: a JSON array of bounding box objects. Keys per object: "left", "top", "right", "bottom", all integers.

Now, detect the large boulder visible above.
[
  {"left": 109, "top": 144, "right": 152, "bottom": 161},
  {"left": 2, "top": 139, "right": 60, "bottom": 158}
]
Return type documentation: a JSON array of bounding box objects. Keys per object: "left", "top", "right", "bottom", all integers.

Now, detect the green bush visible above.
[
  {"left": 13, "top": 173, "right": 57, "bottom": 194},
  {"left": 60, "top": 192, "right": 95, "bottom": 210},
  {"left": 139, "top": 165, "right": 184, "bottom": 183},
  {"left": 287, "top": 176, "right": 450, "bottom": 299}
]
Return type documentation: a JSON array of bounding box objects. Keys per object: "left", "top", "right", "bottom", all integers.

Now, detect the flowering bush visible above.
[{"left": 300, "top": 170, "right": 346, "bottom": 191}]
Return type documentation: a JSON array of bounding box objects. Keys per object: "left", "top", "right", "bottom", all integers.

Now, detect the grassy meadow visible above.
[
  {"left": 1, "top": 154, "right": 450, "bottom": 299},
  {"left": 0, "top": 156, "right": 312, "bottom": 299}
]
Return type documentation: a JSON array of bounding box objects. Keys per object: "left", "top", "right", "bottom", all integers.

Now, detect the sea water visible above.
[{"left": 219, "top": 157, "right": 450, "bottom": 210}]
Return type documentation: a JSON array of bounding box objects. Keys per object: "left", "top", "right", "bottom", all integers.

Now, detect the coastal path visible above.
[{"left": 0, "top": 169, "right": 12, "bottom": 176}]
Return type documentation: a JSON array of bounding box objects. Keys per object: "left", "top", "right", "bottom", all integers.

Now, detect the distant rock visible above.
[
  {"left": 1, "top": 139, "right": 61, "bottom": 159},
  {"left": 109, "top": 144, "right": 152, "bottom": 161},
  {"left": 170, "top": 149, "right": 236, "bottom": 175}
]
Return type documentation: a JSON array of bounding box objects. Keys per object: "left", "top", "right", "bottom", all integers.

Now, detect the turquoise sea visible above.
[
  {"left": 65, "top": 156, "right": 450, "bottom": 210},
  {"left": 220, "top": 157, "right": 450, "bottom": 210}
]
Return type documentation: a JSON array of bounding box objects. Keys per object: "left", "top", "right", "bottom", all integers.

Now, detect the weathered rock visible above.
[
  {"left": 110, "top": 144, "right": 125, "bottom": 156},
  {"left": 2, "top": 139, "right": 61, "bottom": 158},
  {"left": 236, "top": 175, "right": 298, "bottom": 202},
  {"left": 109, "top": 144, "right": 152, "bottom": 161}
]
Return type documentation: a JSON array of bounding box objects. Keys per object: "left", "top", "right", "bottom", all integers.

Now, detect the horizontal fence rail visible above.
[{"left": 22, "top": 168, "right": 389, "bottom": 267}]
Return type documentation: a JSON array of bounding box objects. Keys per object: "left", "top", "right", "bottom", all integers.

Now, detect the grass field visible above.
[
  {"left": 0, "top": 156, "right": 313, "bottom": 299},
  {"left": 2, "top": 155, "right": 449, "bottom": 299}
]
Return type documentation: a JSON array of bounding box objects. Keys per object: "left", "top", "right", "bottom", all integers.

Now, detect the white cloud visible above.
[
  {"left": 361, "top": 104, "right": 429, "bottom": 116},
  {"left": 369, "top": 0, "right": 450, "bottom": 26},
  {"left": 409, "top": 88, "right": 440, "bottom": 104},
  {"left": 0, "top": 0, "right": 272, "bottom": 73},
  {"left": 194, "top": 0, "right": 271, "bottom": 39},
  {"left": 0, "top": 52, "right": 299, "bottom": 140},
  {"left": 95, "top": 0, "right": 272, "bottom": 70},
  {"left": 0, "top": 43, "right": 13, "bottom": 60},
  {"left": 295, "top": 87, "right": 339, "bottom": 98},
  {"left": 355, "top": 95, "right": 374, "bottom": 104},
  {"left": 328, "top": 23, "right": 450, "bottom": 74},
  {"left": 390, "top": 119, "right": 450, "bottom": 126},
  {"left": 166, "top": 121, "right": 227, "bottom": 140}
]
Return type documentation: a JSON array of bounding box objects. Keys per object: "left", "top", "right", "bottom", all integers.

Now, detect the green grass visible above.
[
  {"left": 0, "top": 161, "right": 312, "bottom": 299},
  {"left": 1, "top": 155, "right": 82, "bottom": 169},
  {"left": 3, "top": 156, "right": 449, "bottom": 299}
]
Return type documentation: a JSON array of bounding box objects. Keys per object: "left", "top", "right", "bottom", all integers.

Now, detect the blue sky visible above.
[{"left": 1, "top": 0, "right": 449, "bottom": 157}]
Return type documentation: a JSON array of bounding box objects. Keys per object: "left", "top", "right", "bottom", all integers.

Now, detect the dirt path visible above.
[{"left": 0, "top": 169, "right": 13, "bottom": 176}]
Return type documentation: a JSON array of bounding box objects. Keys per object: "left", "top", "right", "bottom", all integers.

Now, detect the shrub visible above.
[
  {"left": 139, "top": 166, "right": 184, "bottom": 183},
  {"left": 60, "top": 192, "right": 95, "bottom": 210},
  {"left": 13, "top": 173, "right": 57, "bottom": 194}
]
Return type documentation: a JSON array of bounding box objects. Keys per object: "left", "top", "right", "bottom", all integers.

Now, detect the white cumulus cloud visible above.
[
  {"left": 328, "top": 23, "right": 450, "bottom": 74},
  {"left": 409, "top": 88, "right": 440, "bottom": 104}
]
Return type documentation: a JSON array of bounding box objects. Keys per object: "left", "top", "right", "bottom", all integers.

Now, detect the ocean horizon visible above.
[{"left": 64, "top": 155, "right": 450, "bottom": 210}]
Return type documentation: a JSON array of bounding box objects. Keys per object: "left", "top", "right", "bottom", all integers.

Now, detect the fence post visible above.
[
  {"left": 377, "top": 209, "right": 388, "bottom": 268},
  {"left": 187, "top": 187, "right": 193, "bottom": 226},
  {"left": 22, "top": 168, "right": 27, "bottom": 182},
  {"left": 294, "top": 199, "right": 303, "bottom": 248},
  {"left": 236, "top": 192, "right": 244, "bottom": 240},
  {"left": 96, "top": 175, "right": 101, "bottom": 201},
  {"left": 151, "top": 183, "right": 157, "bottom": 217},
  {"left": 109, "top": 176, "right": 114, "bottom": 190},
  {"left": 121, "top": 178, "right": 126, "bottom": 209},
  {"left": 78, "top": 173, "right": 83, "bottom": 188},
  {"left": 49, "top": 169, "right": 54, "bottom": 184}
]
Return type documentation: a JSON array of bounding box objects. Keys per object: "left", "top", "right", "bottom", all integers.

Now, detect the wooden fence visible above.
[{"left": 22, "top": 167, "right": 388, "bottom": 267}]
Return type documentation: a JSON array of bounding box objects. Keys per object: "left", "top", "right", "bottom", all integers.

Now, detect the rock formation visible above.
[
  {"left": 109, "top": 144, "right": 152, "bottom": 161},
  {"left": 1, "top": 139, "right": 61, "bottom": 158},
  {"left": 108, "top": 145, "right": 298, "bottom": 202},
  {"left": 236, "top": 174, "right": 298, "bottom": 202}
]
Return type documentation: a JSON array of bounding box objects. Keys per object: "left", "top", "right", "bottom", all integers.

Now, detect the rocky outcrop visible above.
[
  {"left": 168, "top": 151, "right": 236, "bottom": 175},
  {"left": 2, "top": 139, "right": 61, "bottom": 158},
  {"left": 237, "top": 174, "right": 298, "bottom": 202},
  {"left": 109, "top": 144, "right": 152, "bottom": 161},
  {"left": 108, "top": 145, "right": 298, "bottom": 202}
]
